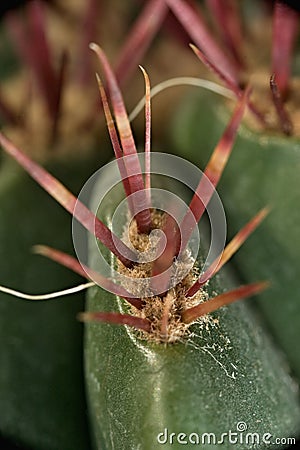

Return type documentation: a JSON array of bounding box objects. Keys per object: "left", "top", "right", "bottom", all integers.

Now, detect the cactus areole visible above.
[{"left": 0, "top": 44, "right": 267, "bottom": 339}]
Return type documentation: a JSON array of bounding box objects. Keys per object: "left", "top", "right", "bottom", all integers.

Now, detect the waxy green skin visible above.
[
  {"left": 0, "top": 157, "right": 97, "bottom": 450},
  {"left": 171, "top": 92, "right": 300, "bottom": 382},
  {"left": 85, "top": 191, "right": 300, "bottom": 450}
]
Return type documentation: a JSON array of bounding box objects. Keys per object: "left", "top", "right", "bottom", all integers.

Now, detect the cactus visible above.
[
  {"left": 1, "top": 1, "right": 300, "bottom": 449},
  {"left": 1, "top": 44, "right": 300, "bottom": 449}
]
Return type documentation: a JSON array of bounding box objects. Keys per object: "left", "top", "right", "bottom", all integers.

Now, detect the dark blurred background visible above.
[
  {"left": 0, "top": 0, "right": 300, "bottom": 18},
  {"left": 0, "top": 0, "right": 47, "bottom": 17}
]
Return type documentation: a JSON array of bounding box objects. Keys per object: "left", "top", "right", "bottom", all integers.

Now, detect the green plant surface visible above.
[
  {"left": 0, "top": 25, "right": 19, "bottom": 82},
  {"left": 0, "top": 157, "right": 101, "bottom": 450},
  {"left": 84, "top": 181, "right": 300, "bottom": 450},
  {"left": 171, "top": 91, "right": 300, "bottom": 383}
]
